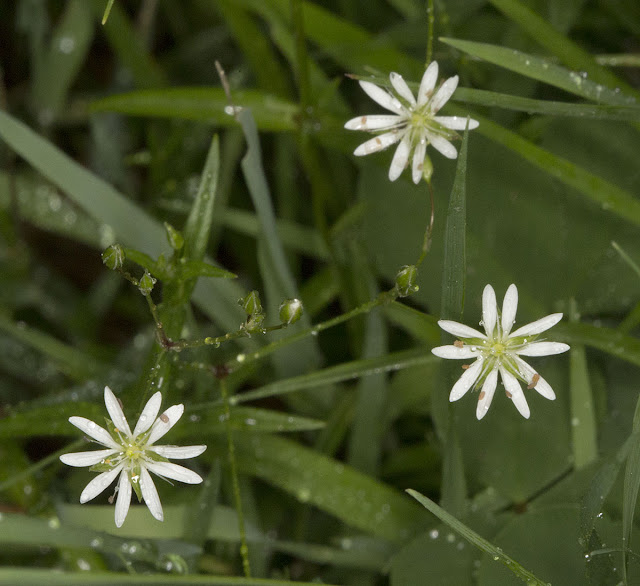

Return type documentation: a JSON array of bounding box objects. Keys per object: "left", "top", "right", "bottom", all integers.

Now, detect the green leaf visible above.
[
  {"left": 383, "top": 301, "right": 441, "bottom": 346},
  {"left": 407, "top": 489, "right": 549, "bottom": 585},
  {"left": 91, "top": 88, "right": 299, "bottom": 131},
  {"left": 231, "top": 434, "right": 429, "bottom": 542},
  {"left": 441, "top": 37, "right": 637, "bottom": 106},
  {"left": 176, "top": 259, "right": 236, "bottom": 281}
]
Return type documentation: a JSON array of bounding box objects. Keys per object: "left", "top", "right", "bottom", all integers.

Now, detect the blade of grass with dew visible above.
[
  {"left": 437, "top": 125, "right": 470, "bottom": 518},
  {"left": 440, "top": 38, "right": 637, "bottom": 106},
  {"left": 0, "top": 109, "right": 247, "bottom": 334},
  {"left": 230, "top": 433, "right": 429, "bottom": 542},
  {"left": 612, "top": 241, "right": 640, "bottom": 279},
  {"left": 0, "top": 313, "right": 106, "bottom": 381},
  {"left": 30, "top": 0, "right": 94, "bottom": 120},
  {"left": 406, "top": 489, "right": 550, "bottom": 585},
  {"left": 213, "top": 348, "right": 436, "bottom": 407},
  {"left": 91, "top": 88, "right": 299, "bottom": 131},
  {"left": 622, "top": 393, "right": 640, "bottom": 583},
  {"left": 88, "top": 0, "right": 166, "bottom": 88},
  {"left": 101, "top": 0, "right": 115, "bottom": 24},
  {"left": 488, "top": 0, "right": 634, "bottom": 93},
  {"left": 237, "top": 108, "right": 321, "bottom": 375},
  {"left": 568, "top": 299, "right": 598, "bottom": 469}
]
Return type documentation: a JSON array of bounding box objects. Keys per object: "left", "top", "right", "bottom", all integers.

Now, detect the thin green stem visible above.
[
  {"left": 291, "top": 0, "right": 312, "bottom": 112},
  {"left": 220, "top": 377, "right": 251, "bottom": 578},
  {"left": 426, "top": 0, "right": 435, "bottom": 67},
  {"left": 416, "top": 180, "right": 435, "bottom": 267}
]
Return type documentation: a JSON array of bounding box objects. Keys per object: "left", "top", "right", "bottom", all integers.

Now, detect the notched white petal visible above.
[
  {"left": 353, "top": 131, "right": 403, "bottom": 156},
  {"left": 411, "top": 139, "right": 427, "bottom": 184},
  {"left": 501, "top": 284, "right": 518, "bottom": 336},
  {"left": 510, "top": 313, "right": 563, "bottom": 338},
  {"left": 344, "top": 114, "right": 403, "bottom": 131},
  {"left": 426, "top": 132, "right": 457, "bottom": 159},
  {"left": 79, "top": 464, "right": 123, "bottom": 503},
  {"left": 516, "top": 342, "right": 570, "bottom": 357},
  {"left": 149, "top": 445, "right": 207, "bottom": 459},
  {"left": 500, "top": 367, "right": 530, "bottom": 419},
  {"left": 389, "top": 72, "right": 416, "bottom": 106},
  {"left": 431, "top": 345, "right": 478, "bottom": 359},
  {"left": 145, "top": 460, "right": 204, "bottom": 484},
  {"left": 449, "top": 359, "right": 483, "bottom": 402},
  {"left": 532, "top": 375, "right": 556, "bottom": 400},
  {"left": 482, "top": 284, "right": 497, "bottom": 338},
  {"left": 476, "top": 368, "right": 498, "bottom": 420},
  {"left": 104, "top": 386, "right": 132, "bottom": 438},
  {"left": 418, "top": 61, "right": 439, "bottom": 106},
  {"left": 60, "top": 448, "right": 117, "bottom": 468},
  {"left": 438, "top": 320, "right": 485, "bottom": 340},
  {"left": 147, "top": 404, "right": 184, "bottom": 445},
  {"left": 133, "top": 391, "right": 162, "bottom": 437},
  {"left": 389, "top": 135, "right": 411, "bottom": 181},
  {"left": 359, "top": 81, "right": 405, "bottom": 114},
  {"left": 433, "top": 116, "right": 480, "bottom": 130},
  {"left": 115, "top": 470, "right": 131, "bottom": 528},
  {"left": 68, "top": 417, "right": 121, "bottom": 450},
  {"left": 429, "top": 75, "right": 459, "bottom": 112},
  {"left": 139, "top": 466, "right": 163, "bottom": 522}
]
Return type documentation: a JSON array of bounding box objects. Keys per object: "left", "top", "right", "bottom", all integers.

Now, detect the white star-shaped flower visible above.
[
  {"left": 344, "top": 61, "right": 479, "bottom": 184},
  {"left": 60, "top": 387, "right": 206, "bottom": 527},
  {"left": 431, "top": 284, "right": 570, "bottom": 420}
]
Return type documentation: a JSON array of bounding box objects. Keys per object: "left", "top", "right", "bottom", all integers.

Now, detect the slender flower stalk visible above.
[
  {"left": 432, "top": 284, "right": 570, "bottom": 420},
  {"left": 60, "top": 387, "right": 206, "bottom": 527},
  {"left": 345, "top": 61, "right": 479, "bottom": 184}
]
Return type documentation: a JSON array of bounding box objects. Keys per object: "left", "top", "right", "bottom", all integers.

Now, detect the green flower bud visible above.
[
  {"left": 422, "top": 154, "right": 433, "bottom": 184},
  {"left": 101, "top": 244, "right": 125, "bottom": 270},
  {"left": 395, "top": 265, "right": 419, "bottom": 297},
  {"left": 240, "top": 290, "right": 262, "bottom": 316},
  {"left": 244, "top": 312, "right": 265, "bottom": 334},
  {"left": 164, "top": 222, "right": 184, "bottom": 251},
  {"left": 279, "top": 298, "right": 303, "bottom": 325},
  {"left": 138, "top": 271, "right": 157, "bottom": 296}
]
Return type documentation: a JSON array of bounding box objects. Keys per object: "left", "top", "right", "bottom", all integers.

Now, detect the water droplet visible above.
[
  {"left": 58, "top": 36, "right": 76, "bottom": 54},
  {"left": 48, "top": 518, "right": 60, "bottom": 529},
  {"left": 244, "top": 418, "right": 257, "bottom": 426},
  {"left": 429, "top": 529, "right": 439, "bottom": 539},
  {"left": 236, "top": 354, "right": 246, "bottom": 363},
  {"left": 297, "top": 488, "right": 311, "bottom": 502},
  {"left": 90, "top": 538, "right": 102, "bottom": 548},
  {"left": 446, "top": 533, "right": 455, "bottom": 543}
]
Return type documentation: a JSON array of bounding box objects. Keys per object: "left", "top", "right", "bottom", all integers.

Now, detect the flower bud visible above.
[
  {"left": 164, "top": 222, "right": 184, "bottom": 251},
  {"left": 395, "top": 265, "right": 419, "bottom": 297},
  {"left": 239, "top": 290, "right": 262, "bottom": 316},
  {"left": 279, "top": 298, "right": 303, "bottom": 325},
  {"left": 101, "top": 244, "right": 125, "bottom": 270},
  {"left": 422, "top": 154, "right": 433, "bottom": 183},
  {"left": 138, "top": 271, "right": 157, "bottom": 296}
]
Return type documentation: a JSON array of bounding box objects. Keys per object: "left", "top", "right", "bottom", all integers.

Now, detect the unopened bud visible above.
[
  {"left": 138, "top": 271, "right": 157, "bottom": 295},
  {"left": 240, "top": 290, "right": 262, "bottom": 316},
  {"left": 279, "top": 298, "right": 303, "bottom": 325},
  {"left": 164, "top": 222, "right": 184, "bottom": 251},
  {"left": 422, "top": 155, "right": 433, "bottom": 183},
  {"left": 395, "top": 265, "right": 418, "bottom": 297},
  {"left": 101, "top": 244, "right": 125, "bottom": 270}
]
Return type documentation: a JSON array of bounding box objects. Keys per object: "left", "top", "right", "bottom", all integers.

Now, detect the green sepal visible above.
[
  {"left": 138, "top": 271, "right": 157, "bottom": 296},
  {"left": 164, "top": 222, "right": 184, "bottom": 251},
  {"left": 130, "top": 466, "right": 143, "bottom": 502},
  {"left": 101, "top": 244, "right": 125, "bottom": 270}
]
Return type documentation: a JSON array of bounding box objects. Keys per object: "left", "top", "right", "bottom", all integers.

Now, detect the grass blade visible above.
[{"left": 622, "top": 395, "right": 640, "bottom": 582}]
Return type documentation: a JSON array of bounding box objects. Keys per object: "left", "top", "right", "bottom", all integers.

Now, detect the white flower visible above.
[
  {"left": 60, "top": 386, "right": 206, "bottom": 527},
  {"left": 431, "top": 284, "right": 570, "bottom": 420},
  {"left": 344, "top": 61, "right": 479, "bottom": 184}
]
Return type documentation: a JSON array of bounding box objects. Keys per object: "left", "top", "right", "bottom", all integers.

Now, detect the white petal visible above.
[
  {"left": 114, "top": 470, "right": 131, "bottom": 528},
  {"left": 433, "top": 116, "right": 479, "bottom": 130},
  {"left": 532, "top": 375, "right": 556, "bottom": 400},
  {"left": 429, "top": 75, "right": 459, "bottom": 112},
  {"left": 139, "top": 466, "right": 163, "bottom": 522},
  {"left": 516, "top": 342, "right": 570, "bottom": 357},
  {"left": 431, "top": 345, "right": 478, "bottom": 359},
  {"left": 510, "top": 313, "right": 563, "bottom": 338},
  {"left": 389, "top": 72, "right": 416, "bottom": 106},
  {"left": 513, "top": 356, "right": 557, "bottom": 401},
  {"left": 149, "top": 445, "right": 207, "bottom": 459},
  {"left": 438, "top": 320, "right": 486, "bottom": 340},
  {"left": 411, "top": 138, "right": 427, "bottom": 184},
  {"left": 482, "top": 284, "right": 497, "bottom": 338},
  {"left": 104, "top": 387, "right": 132, "bottom": 438},
  {"left": 147, "top": 404, "right": 184, "bottom": 445},
  {"left": 501, "top": 284, "right": 518, "bottom": 336},
  {"left": 145, "top": 460, "right": 204, "bottom": 484},
  {"left": 449, "top": 359, "right": 483, "bottom": 401},
  {"left": 500, "top": 367, "right": 530, "bottom": 419},
  {"left": 344, "top": 114, "right": 403, "bottom": 131},
  {"left": 79, "top": 464, "right": 123, "bottom": 503},
  {"left": 353, "top": 131, "right": 403, "bottom": 156},
  {"left": 68, "top": 417, "right": 121, "bottom": 450},
  {"left": 418, "top": 61, "right": 439, "bottom": 106},
  {"left": 425, "top": 131, "right": 457, "bottom": 159},
  {"left": 389, "top": 134, "right": 411, "bottom": 181},
  {"left": 60, "top": 448, "right": 117, "bottom": 468},
  {"left": 476, "top": 368, "right": 498, "bottom": 420},
  {"left": 133, "top": 391, "right": 162, "bottom": 437},
  {"left": 359, "top": 80, "right": 405, "bottom": 114}
]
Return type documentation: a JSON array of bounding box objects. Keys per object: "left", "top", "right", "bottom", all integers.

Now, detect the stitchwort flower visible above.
[
  {"left": 431, "top": 284, "right": 569, "bottom": 420},
  {"left": 344, "top": 61, "right": 479, "bottom": 184},
  {"left": 60, "top": 387, "right": 206, "bottom": 527}
]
